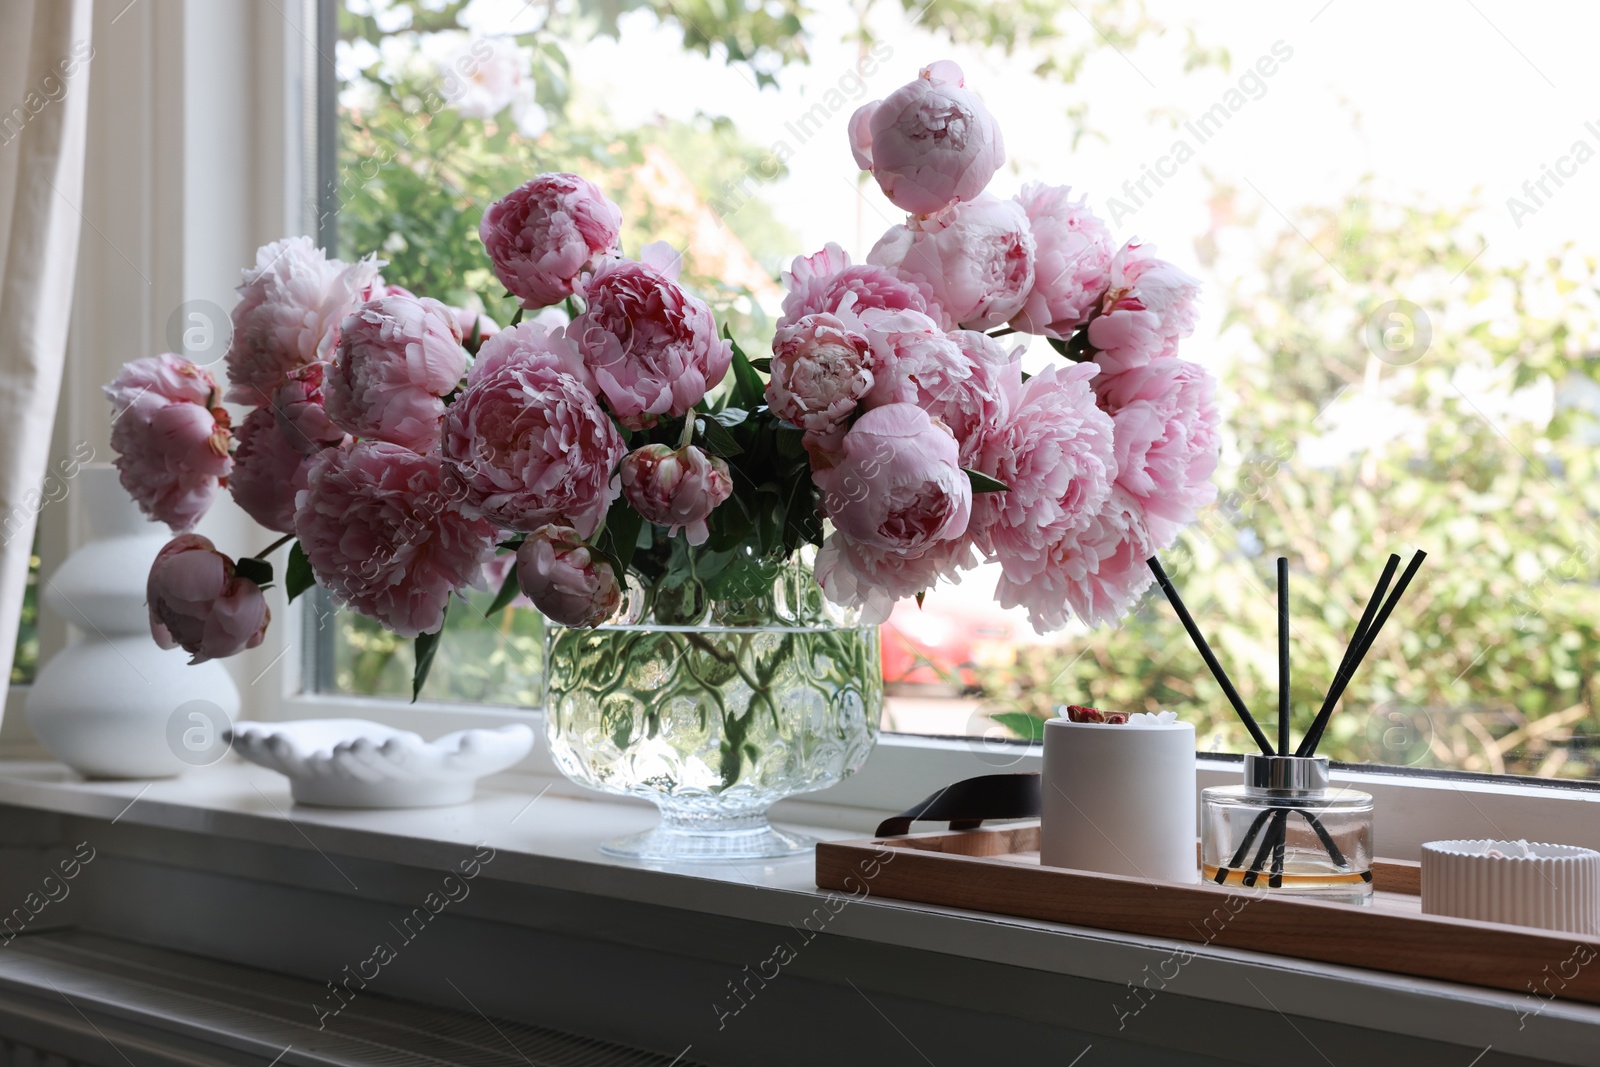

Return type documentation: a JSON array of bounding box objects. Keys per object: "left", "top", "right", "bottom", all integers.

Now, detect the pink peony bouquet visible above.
[{"left": 106, "top": 60, "right": 1218, "bottom": 695}]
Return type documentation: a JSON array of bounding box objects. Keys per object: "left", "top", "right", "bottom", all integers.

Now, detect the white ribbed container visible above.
[
  {"left": 1421, "top": 839, "right": 1600, "bottom": 934},
  {"left": 1041, "top": 718, "right": 1197, "bottom": 884}
]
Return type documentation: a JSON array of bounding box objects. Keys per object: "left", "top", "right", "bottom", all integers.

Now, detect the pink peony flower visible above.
[
  {"left": 815, "top": 530, "right": 974, "bottom": 625},
  {"left": 1010, "top": 183, "right": 1114, "bottom": 338},
  {"left": 619, "top": 444, "right": 733, "bottom": 546},
  {"left": 479, "top": 172, "right": 623, "bottom": 309},
  {"left": 440, "top": 323, "right": 622, "bottom": 536},
  {"left": 515, "top": 524, "right": 622, "bottom": 627},
  {"left": 997, "top": 489, "right": 1156, "bottom": 632},
  {"left": 937, "top": 330, "right": 1017, "bottom": 466},
  {"left": 778, "top": 243, "right": 939, "bottom": 329},
  {"left": 294, "top": 442, "right": 499, "bottom": 638},
  {"left": 270, "top": 362, "right": 346, "bottom": 455},
  {"left": 854, "top": 308, "right": 947, "bottom": 403},
  {"left": 813, "top": 403, "right": 971, "bottom": 553},
  {"left": 224, "top": 237, "right": 383, "bottom": 405},
  {"left": 968, "top": 363, "right": 1116, "bottom": 583},
  {"left": 325, "top": 293, "right": 469, "bottom": 453},
  {"left": 855, "top": 313, "right": 1002, "bottom": 466},
  {"left": 1095, "top": 358, "right": 1221, "bottom": 550},
  {"left": 104, "top": 354, "right": 233, "bottom": 532},
  {"left": 146, "top": 534, "right": 271, "bottom": 664},
  {"left": 767, "top": 312, "right": 876, "bottom": 437},
  {"left": 1085, "top": 240, "right": 1202, "bottom": 375},
  {"left": 229, "top": 407, "right": 310, "bottom": 534},
  {"left": 869, "top": 194, "right": 1035, "bottom": 330},
  {"left": 572, "top": 243, "right": 731, "bottom": 429},
  {"left": 848, "top": 61, "right": 1004, "bottom": 216}
]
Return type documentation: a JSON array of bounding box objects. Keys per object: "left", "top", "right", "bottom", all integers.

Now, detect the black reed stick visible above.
[
  {"left": 1148, "top": 557, "right": 1275, "bottom": 756},
  {"left": 1295, "top": 553, "right": 1400, "bottom": 756},
  {"left": 1299, "top": 550, "right": 1427, "bottom": 757},
  {"left": 1277, "top": 557, "right": 1290, "bottom": 756}
]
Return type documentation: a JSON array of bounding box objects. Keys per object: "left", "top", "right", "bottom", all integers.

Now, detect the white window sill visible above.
[{"left": 0, "top": 757, "right": 1595, "bottom": 1064}]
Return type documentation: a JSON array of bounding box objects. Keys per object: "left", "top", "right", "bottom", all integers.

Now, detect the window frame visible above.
[{"left": 40, "top": 0, "right": 1597, "bottom": 863}]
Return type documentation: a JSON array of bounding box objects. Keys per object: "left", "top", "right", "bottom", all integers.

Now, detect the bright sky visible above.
[{"left": 445, "top": 0, "right": 1600, "bottom": 639}]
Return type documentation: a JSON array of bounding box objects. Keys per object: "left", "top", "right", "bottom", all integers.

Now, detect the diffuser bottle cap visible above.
[{"left": 1243, "top": 754, "right": 1329, "bottom": 794}]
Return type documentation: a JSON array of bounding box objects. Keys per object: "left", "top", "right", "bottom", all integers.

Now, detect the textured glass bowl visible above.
[{"left": 545, "top": 551, "right": 881, "bottom": 861}]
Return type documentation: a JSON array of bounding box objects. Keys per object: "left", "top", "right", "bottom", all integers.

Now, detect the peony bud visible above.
[
  {"left": 848, "top": 61, "right": 1004, "bottom": 216},
  {"left": 515, "top": 525, "right": 622, "bottom": 628},
  {"left": 618, "top": 444, "right": 733, "bottom": 547},
  {"left": 147, "top": 535, "right": 271, "bottom": 664}
]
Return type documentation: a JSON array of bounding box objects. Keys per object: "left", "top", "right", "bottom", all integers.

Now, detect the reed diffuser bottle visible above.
[
  {"left": 1202, "top": 755, "right": 1374, "bottom": 903},
  {"left": 1149, "top": 549, "right": 1425, "bottom": 904}
]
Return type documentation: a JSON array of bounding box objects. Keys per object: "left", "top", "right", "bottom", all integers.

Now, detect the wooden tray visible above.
[{"left": 816, "top": 821, "right": 1600, "bottom": 1006}]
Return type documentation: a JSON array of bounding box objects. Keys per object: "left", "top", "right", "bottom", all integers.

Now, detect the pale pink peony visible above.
[
  {"left": 968, "top": 363, "right": 1116, "bottom": 583},
  {"left": 869, "top": 195, "right": 1035, "bottom": 330},
  {"left": 767, "top": 313, "right": 876, "bottom": 437},
  {"left": 325, "top": 293, "right": 469, "bottom": 452},
  {"left": 937, "top": 330, "right": 1017, "bottom": 466},
  {"left": 224, "top": 237, "right": 383, "bottom": 405},
  {"left": 480, "top": 172, "right": 623, "bottom": 309},
  {"left": 1095, "top": 358, "right": 1221, "bottom": 550},
  {"left": 997, "top": 489, "right": 1156, "bottom": 632},
  {"left": 572, "top": 243, "right": 730, "bottom": 429},
  {"left": 1085, "top": 240, "right": 1202, "bottom": 375},
  {"left": 440, "top": 324, "right": 622, "bottom": 536},
  {"left": 814, "top": 530, "right": 974, "bottom": 625},
  {"left": 619, "top": 444, "right": 733, "bottom": 547},
  {"left": 229, "top": 407, "right": 310, "bottom": 534},
  {"left": 813, "top": 403, "right": 970, "bottom": 553},
  {"left": 1010, "top": 183, "right": 1114, "bottom": 338},
  {"left": 853, "top": 308, "right": 968, "bottom": 415},
  {"left": 270, "top": 362, "right": 346, "bottom": 455},
  {"left": 146, "top": 534, "right": 271, "bottom": 664},
  {"left": 294, "top": 442, "right": 499, "bottom": 638},
  {"left": 515, "top": 524, "right": 622, "bottom": 627},
  {"left": 848, "top": 61, "right": 1004, "bottom": 216},
  {"left": 778, "top": 243, "right": 939, "bottom": 329},
  {"left": 104, "top": 354, "right": 233, "bottom": 532}
]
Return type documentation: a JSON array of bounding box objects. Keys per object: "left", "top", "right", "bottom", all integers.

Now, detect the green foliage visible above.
[
  {"left": 9, "top": 542, "right": 38, "bottom": 685},
  {"left": 285, "top": 543, "right": 315, "bottom": 603},
  {"left": 333, "top": 585, "right": 543, "bottom": 707},
  {"left": 982, "top": 185, "right": 1600, "bottom": 780}
]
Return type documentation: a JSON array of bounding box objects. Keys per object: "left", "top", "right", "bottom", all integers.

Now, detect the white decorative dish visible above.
[
  {"left": 1421, "top": 838, "right": 1600, "bottom": 935},
  {"left": 226, "top": 719, "right": 534, "bottom": 808}
]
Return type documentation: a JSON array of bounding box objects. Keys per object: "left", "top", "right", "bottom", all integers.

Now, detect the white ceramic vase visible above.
[
  {"left": 1040, "top": 717, "right": 1198, "bottom": 884},
  {"left": 25, "top": 465, "right": 241, "bottom": 778}
]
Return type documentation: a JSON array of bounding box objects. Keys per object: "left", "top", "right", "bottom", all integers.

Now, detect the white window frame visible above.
[{"left": 35, "top": 0, "right": 1600, "bottom": 861}]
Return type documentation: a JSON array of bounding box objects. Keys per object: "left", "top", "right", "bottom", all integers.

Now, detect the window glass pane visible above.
[
  {"left": 318, "top": 0, "right": 1600, "bottom": 782},
  {"left": 9, "top": 536, "right": 39, "bottom": 685}
]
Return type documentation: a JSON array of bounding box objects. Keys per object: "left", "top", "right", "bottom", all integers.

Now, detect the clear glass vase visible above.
[{"left": 544, "top": 548, "right": 881, "bottom": 862}]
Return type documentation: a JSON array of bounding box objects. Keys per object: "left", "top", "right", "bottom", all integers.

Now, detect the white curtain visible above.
[{"left": 0, "top": 0, "right": 94, "bottom": 709}]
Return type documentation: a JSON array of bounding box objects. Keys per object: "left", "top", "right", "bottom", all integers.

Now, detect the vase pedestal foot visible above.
[{"left": 601, "top": 812, "right": 815, "bottom": 862}]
